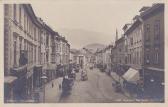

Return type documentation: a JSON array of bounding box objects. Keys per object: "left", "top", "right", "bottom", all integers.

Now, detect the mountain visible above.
[
  {"left": 83, "top": 43, "right": 105, "bottom": 53},
  {"left": 57, "top": 28, "right": 113, "bottom": 49}
]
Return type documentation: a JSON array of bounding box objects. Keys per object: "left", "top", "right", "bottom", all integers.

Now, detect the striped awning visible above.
[
  {"left": 4, "top": 76, "right": 17, "bottom": 84},
  {"left": 122, "top": 67, "right": 140, "bottom": 84}
]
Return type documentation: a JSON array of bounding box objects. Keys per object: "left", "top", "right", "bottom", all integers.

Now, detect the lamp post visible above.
[{"left": 41, "top": 75, "right": 47, "bottom": 103}]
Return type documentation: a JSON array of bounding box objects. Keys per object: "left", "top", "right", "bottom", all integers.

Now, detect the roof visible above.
[
  {"left": 122, "top": 23, "right": 132, "bottom": 31},
  {"left": 140, "top": 3, "right": 164, "bottom": 19},
  {"left": 23, "top": 4, "right": 43, "bottom": 28},
  {"left": 124, "top": 17, "right": 142, "bottom": 35},
  {"left": 124, "top": 3, "right": 164, "bottom": 35},
  {"left": 70, "top": 49, "right": 81, "bottom": 55},
  {"left": 24, "top": 4, "right": 57, "bottom": 35},
  {"left": 115, "top": 36, "right": 125, "bottom": 44}
]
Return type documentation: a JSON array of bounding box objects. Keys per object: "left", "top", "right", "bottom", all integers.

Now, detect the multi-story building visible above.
[
  {"left": 140, "top": 4, "right": 164, "bottom": 97},
  {"left": 111, "top": 36, "right": 125, "bottom": 75},
  {"left": 4, "top": 4, "right": 44, "bottom": 101},
  {"left": 102, "top": 45, "right": 113, "bottom": 73},
  {"left": 124, "top": 16, "right": 143, "bottom": 71},
  {"left": 123, "top": 3, "right": 164, "bottom": 97},
  {"left": 4, "top": 4, "right": 70, "bottom": 102},
  {"left": 115, "top": 36, "right": 125, "bottom": 65},
  {"left": 95, "top": 50, "right": 103, "bottom": 66}
]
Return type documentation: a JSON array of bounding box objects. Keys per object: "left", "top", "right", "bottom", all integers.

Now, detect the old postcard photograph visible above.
[{"left": 1, "top": 0, "right": 167, "bottom": 105}]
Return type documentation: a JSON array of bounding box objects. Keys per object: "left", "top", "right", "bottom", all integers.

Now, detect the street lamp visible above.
[{"left": 41, "top": 75, "right": 47, "bottom": 103}]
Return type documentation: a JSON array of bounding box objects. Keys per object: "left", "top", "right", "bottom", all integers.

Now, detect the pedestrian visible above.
[
  {"left": 52, "top": 82, "right": 54, "bottom": 88},
  {"left": 59, "top": 84, "right": 62, "bottom": 90}
]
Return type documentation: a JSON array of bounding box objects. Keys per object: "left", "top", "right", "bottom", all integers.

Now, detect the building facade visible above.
[
  {"left": 4, "top": 4, "right": 70, "bottom": 102},
  {"left": 140, "top": 4, "right": 164, "bottom": 97},
  {"left": 124, "top": 17, "right": 143, "bottom": 71},
  {"left": 101, "top": 45, "right": 113, "bottom": 73},
  {"left": 122, "top": 3, "right": 164, "bottom": 97}
]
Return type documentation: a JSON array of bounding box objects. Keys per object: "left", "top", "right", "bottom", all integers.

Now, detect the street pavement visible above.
[
  {"left": 44, "top": 77, "right": 63, "bottom": 103},
  {"left": 43, "top": 67, "right": 133, "bottom": 103}
]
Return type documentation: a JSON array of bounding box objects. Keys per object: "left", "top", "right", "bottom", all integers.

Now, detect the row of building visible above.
[
  {"left": 95, "top": 3, "right": 164, "bottom": 99},
  {"left": 95, "top": 45, "right": 113, "bottom": 74},
  {"left": 4, "top": 4, "right": 70, "bottom": 102},
  {"left": 70, "top": 48, "right": 94, "bottom": 69}
]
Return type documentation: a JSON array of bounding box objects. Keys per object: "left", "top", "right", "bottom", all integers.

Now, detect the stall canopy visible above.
[{"left": 122, "top": 67, "right": 140, "bottom": 84}]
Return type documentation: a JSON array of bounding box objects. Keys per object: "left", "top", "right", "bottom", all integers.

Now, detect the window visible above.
[
  {"left": 27, "top": 17, "right": 29, "bottom": 33},
  {"left": 19, "top": 37, "right": 22, "bottom": 53},
  {"left": 24, "top": 14, "right": 26, "bottom": 30},
  {"left": 34, "top": 27, "right": 36, "bottom": 41},
  {"left": 24, "top": 39, "right": 27, "bottom": 50},
  {"left": 13, "top": 33, "right": 17, "bottom": 67},
  {"left": 29, "top": 22, "right": 31, "bottom": 35},
  {"left": 137, "top": 51, "right": 139, "bottom": 64},
  {"left": 145, "top": 24, "right": 150, "bottom": 41},
  {"left": 19, "top": 5, "right": 21, "bottom": 24},
  {"left": 13, "top": 4, "right": 16, "bottom": 21},
  {"left": 139, "top": 50, "right": 141, "bottom": 64},
  {"left": 155, "top": 52, "right": 159, "bottom": 64},
  {"left": 38, "top": 30, "right": 41, "bottom": 42},
  {"left": 130, "top": 37, "right": 133, "bottom": 45},
  {"left": 130, "top": 54, "right": 131, "bottom": 64},
  {"left": 46, "top": 34, "right": 49, "bottom": 46},
  {"left": 154, "top": 48, "right": 159, "bottom": 64},
  {"left": 154, "top": 20, "right": 160, "bottom": 39},
  {"left": 35, "top": 47, "right": 36, "bottom": 63}
]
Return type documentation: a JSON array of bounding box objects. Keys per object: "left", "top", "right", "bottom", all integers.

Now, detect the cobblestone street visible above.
[{"left": 43, "top": 67, "right": 132, "bottom": 103}]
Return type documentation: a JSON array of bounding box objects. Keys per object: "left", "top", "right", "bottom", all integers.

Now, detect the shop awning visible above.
[
  {"left": 12, "top": 64, "right": 27, "bottom": 72},
  {"left": 4, "top": 76, "right": 17, "bottom": 84},
  {"left": 147, "top": 67, "right": 164, "bottom": 72},
  {"left": 122, "top": 67, "right": 140, "bottom": 84}
]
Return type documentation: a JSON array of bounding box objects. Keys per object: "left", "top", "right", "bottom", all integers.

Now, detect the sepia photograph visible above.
[{"left": 3, "top": 0, "right": 165, "bottom": 103}]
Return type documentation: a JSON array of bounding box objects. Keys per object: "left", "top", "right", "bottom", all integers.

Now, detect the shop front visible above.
[
  {"left": 122, "top": 67, "right": 140, "bottom": 97},
  {"left": 4, "top": 76, "right": 18, "bottom": 103},
  {"left": 144, "top": 67, "right": 164, "bottom": 100},
  {"left": 11, "top": 65, "right": 27, "bottom": 102}
]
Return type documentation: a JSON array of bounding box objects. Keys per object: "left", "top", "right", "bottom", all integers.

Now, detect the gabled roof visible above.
[
  {"left": 124, "top": 17, "right": 142, "bottom": 35},
  {"left": 139, "top": 6, "right": 150, "bottom": 12}
]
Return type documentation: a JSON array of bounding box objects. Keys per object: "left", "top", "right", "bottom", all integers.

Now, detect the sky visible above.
[{"left": 31, "top": 0, "right": 162, "bottom": 49}]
